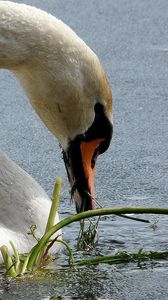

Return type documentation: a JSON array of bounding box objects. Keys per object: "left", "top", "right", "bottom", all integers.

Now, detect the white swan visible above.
[{"left": 0, "top": 2, "right": 113, "bottom": 259}]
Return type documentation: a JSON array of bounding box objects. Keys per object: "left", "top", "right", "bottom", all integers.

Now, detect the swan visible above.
[{"left": 0, "top": 2, "right": 113, "bottom": 260}]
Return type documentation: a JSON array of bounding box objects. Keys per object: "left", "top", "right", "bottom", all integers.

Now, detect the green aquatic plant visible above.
[
  {"left": 27, "top": 225, "right": 39, "bottom": 242},
  {"left": 0, "top": 245, "right": 17, "bottom": 277},
  {"left": 45, "top": 177, "right": 63, "bottom": 234},
  {"left": 0, "top": 177, "right": 64, "bottom": 276},
  {"left": 75, "top": 249, "right": 168, "bottom": 267},
  {"left": 26, "top": 206, "right": 168, "bottom": 271},
  {"left": 1, "top": 176, "right": 168, "bottom": 277},
  {"left": 77, "top": 218, "right": 99, "bottom": 250}
]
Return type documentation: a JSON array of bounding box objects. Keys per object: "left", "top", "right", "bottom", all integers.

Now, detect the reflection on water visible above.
[{"left": 1, "top": 259, "right": 168, "bottom": 299}]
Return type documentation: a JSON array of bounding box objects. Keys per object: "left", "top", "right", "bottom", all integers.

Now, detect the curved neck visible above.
[{"left": 0, "top": 2, "right": 108, "bottom": 150}]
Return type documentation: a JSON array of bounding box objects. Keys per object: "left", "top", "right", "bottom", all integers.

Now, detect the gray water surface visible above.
[{"left": 0, "top": 0, "right": 168, "bottom": 299}]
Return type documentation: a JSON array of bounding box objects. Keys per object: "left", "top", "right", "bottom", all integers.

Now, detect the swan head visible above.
[{"left": 63, "top": 101, "right": 112, "bottom": 212}]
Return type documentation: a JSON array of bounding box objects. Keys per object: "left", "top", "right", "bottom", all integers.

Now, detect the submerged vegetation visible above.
[{"left": 1, "top": 177, "right": 168, "bottom": 277}]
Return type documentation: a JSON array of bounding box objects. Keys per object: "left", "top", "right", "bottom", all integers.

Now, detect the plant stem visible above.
[
  {"left": 0, "top": 245, "right": 17, "bottom": 277},
  {"left": 76, "top": 250, "right": 168, "bottom": 266},
  {"left": 20, "top": 250, "right": 33, "bottom": 274},
  {"left": 27, "top": 207, "right": 168, "bottom": 270},
  {"left": 36, "top": 177, "right": 63, "bottom": 266},
  {"left": 118, "top": 214, "right": 150, "bottom": 223},
  {"left": 45, "top": 177, "right": 63, "bottom": 233},
  {"left": 56, "top": 239, "right": 74, "bottom": 266},
  {"left": 9, "top": 241, "right": 20, "bottom": 273}
]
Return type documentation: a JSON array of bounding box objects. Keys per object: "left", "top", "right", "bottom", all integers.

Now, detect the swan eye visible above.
[{"left": 91, "top": 146, "right": 99, "bottom": 169}]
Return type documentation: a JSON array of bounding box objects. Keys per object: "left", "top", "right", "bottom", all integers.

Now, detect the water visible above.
[{"left": 1, "top": 0, "right": 168, "bottom": 299}]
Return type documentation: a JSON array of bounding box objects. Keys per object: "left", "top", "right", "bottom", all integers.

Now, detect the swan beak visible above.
[
  {"left": 80, "top": 138, "right": 103, "bottom": 208},
  {"left": 63, "top": 138, "right": 103, "bottom": 212}
]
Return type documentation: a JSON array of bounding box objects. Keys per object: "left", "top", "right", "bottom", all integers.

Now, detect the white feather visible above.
[{"left": 0, "top": 152, "right": 61, "bottom": 262}]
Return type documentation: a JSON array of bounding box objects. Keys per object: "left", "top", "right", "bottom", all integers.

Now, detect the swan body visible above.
[
  {"left": 0, "top": 152, "right": 61, "bottom": 262},
  {"left": 0, "top": 2, "right": 113, "bottom": 258}
]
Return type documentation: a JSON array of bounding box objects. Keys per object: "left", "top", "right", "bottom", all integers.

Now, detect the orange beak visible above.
[{"left": 80, "top": 138, "right": 103, "bottom": 209}]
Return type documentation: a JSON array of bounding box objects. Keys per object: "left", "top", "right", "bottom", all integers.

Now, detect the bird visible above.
[{"left": 0, "top": 2, "right": 113, "bottom": 259}]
